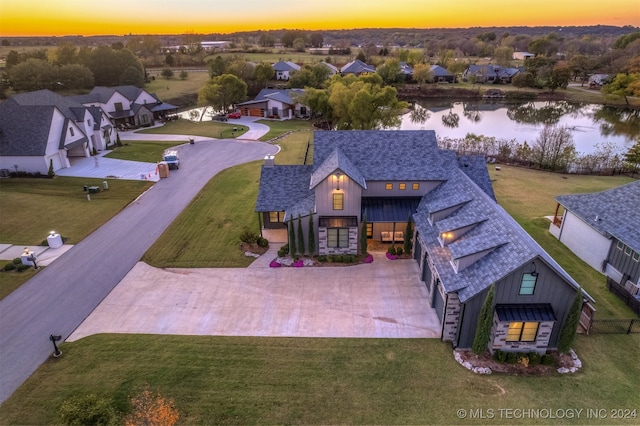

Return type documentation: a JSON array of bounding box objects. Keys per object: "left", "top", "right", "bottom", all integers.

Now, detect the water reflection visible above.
[{"left": 400, "top": 100, "right": 638, "bottom": 154}]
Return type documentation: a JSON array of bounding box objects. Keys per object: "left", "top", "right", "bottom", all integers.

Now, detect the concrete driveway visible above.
[{"left": 68, "top": 252, "right": 441, "bottom": 341}]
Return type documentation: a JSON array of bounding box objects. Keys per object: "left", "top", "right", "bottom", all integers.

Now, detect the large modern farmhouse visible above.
[{"left": 256, "top": 130, "right": 593, "bottom": 353}]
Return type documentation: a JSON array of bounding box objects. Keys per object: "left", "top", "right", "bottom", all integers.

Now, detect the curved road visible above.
[{"left": 0, "top": 137, "right": 277, "bottom": 403}]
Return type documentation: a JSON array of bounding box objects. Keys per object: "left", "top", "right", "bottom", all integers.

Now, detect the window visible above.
[
  {"left": 633, "top": 252, "right": 640, "bottom": 262},
  {"left": 624, "top": 246, "right": 632, "bottom": 256},
  {"left": 366, "top": 223, "right": 373, "bottom": 238},
  {"left": 327, "top": 228, "right": 349, "bottom": 248},
  {"left": 69, "top": 128, "right": 74, "bottom": 136},
  {"left": 506, "top": 322, "right": 539, "bottom": 342},
  {"left": 519, "top": 273, "right": 537, "bottom": 295},
  {"left": 333, "top": 193, "right": 344, "bottom": 210},
  {"left": 399, "top": 183, "right": 406, "bottom": 190},
  {"left": 617, "top": 241, "right": 624, "bottom": 250},
  {"left": 385, "top": 183, "right": 393, "bottom": 190},
  {"left": 87, "top": 119, "right": 92, "bottom": 127},
  {"left": 412, "top": 183, "right": 420, "bottom": 190},
  {"left": 114, "top": 102, "right": 123, "bottom": 112},
  {"left": 269, "top": 211, "right": 285, "bottom": 223}
]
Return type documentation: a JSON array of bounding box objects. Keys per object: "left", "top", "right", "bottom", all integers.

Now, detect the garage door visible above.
[
  {"left": 432, "top": 281, "right": 445, "bottom": 322},
  {"left": 249, "top": 108, "right": 263, "bottom": 117}
]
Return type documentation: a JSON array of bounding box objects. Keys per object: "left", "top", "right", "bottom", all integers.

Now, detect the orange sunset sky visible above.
[{"left": 1, "top": 0, "right": 638, "bottom": 37}]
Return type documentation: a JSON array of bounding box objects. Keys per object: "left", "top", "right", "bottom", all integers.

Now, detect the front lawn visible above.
[
  {"left": 136, "top": 118, "right": 246, "bottom": 139},
  {"left": 0, "top": 263, "right": 41, "bottom": 301},
  {"left": 1, "top": 334, "right": 638, "bottom": 425},
  {"left": 256, "top": 119, "right": 313, "bottom": 140},
  {"left": 104, "top": 140, "right": 182, "bottom": 163}
]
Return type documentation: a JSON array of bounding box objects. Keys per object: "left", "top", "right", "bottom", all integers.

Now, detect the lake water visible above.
[{"left": 399, "top": 100, "right": 639, "bottom": 155}]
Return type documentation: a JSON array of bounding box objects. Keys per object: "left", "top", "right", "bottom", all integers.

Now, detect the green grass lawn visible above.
[
  {"left": 136, "top": 118, "right": 247, "bottom": 139},
  {"left": 104, "top": 140, "right": 183, "bottom": 163},
  {"left": 144, "top": 72, "right": 209, "bottom": 106},
  {"left": 0, "top": 264, "right": 41, "bottom": 301},
  {"left": 0, "top": 177, "right": 153, "bottom": 245},
  {"left": 1, "top": 334, "right": 638, "bottom": 425},
  {"left": 256, "top": 119, "right": 313, "bottom": 141}
]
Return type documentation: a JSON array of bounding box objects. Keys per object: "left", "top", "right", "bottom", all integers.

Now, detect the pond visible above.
[{"left": 399, "top": 100, "right": 639, "bottom": 155}]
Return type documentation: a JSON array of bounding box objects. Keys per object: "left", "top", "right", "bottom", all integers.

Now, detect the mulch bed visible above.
[{"left": 456, "top": 350, "right": 577, "bottom": 375}]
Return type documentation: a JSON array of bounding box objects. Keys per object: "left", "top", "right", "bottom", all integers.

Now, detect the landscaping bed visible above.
[{"left": 456, "top": 349, "right": 580, "bottom": 376}]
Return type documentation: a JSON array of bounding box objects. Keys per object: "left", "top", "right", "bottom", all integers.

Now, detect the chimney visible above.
[{"left": 264, "top": 155, "right": 275, "bottom": 167}]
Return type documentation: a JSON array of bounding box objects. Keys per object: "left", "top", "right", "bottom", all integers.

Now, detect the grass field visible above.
[
  {"left": 144, "top": 71, "right": 209, "bottom": 106},
  {"left": 0, "top": 177, "right": 152, "bottom": 245},
  {"left": 1, "top": 333, "right": 638, "bottom": 425},
  {"left": 104, "top": 140, "right": 183, "bottom": 163},
  {"left": 0, "top": 265, "right": 40, "bottom": 301},
  {"left": 136, "top": 118, "right": 248, "bottom": 139},
  {"left": 256, "top": 119, "right": 313, "bottom": 141}
]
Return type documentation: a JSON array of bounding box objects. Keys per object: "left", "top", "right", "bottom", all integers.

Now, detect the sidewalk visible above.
[{"left": 0, "top": 244, "right": 74, "bottom": 266}]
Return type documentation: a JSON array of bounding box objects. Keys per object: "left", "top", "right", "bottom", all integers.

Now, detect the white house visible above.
[
  {"left": 272, "top": 61, "right": 301, "bottom": 81},
  {"left": 237, "top": 89, "right": 309, "bottom": 119}
]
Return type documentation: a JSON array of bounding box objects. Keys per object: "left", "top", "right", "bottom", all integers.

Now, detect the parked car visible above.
[
  {"left": 163, "top": 150, "right": 180, "bottom": 169},
  {"left": 228, "top": 111, "right": 241, "bottom": 119},
  {"left": 211, "top": 113, "right": 228, "bottom": 121}
]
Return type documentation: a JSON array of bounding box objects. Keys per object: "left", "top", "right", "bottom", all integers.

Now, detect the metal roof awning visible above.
[
  {"left": 496, "top": 304, "right": 557, "bottom": 322},
  {"left": 361, "top": 197, "right": 421, "bottom": 222}
]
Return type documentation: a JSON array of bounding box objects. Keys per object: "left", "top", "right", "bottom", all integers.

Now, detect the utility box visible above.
[
  {"left": 158, "top": 162, "right": 170, "bottom": 178},
  {"left": 48, "top": 233, "right": 63, "bottom": 249}
]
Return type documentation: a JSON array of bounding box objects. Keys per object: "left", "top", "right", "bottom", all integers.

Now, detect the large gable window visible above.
[
  {"left": 114, "top": 102, "right": 123, "bottom": 112},
  {"left": 333, "top": 193, "right": 344, "bottom": 210},
  {"left": 506, "top": 322, "right": 539, "bottom": 342},
  {"left": 519, "top": 273, "right": 537, "bottom": 295}
]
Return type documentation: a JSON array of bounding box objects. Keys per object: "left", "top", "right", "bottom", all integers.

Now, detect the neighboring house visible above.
[
  {"left": 316, "top": 61, "right": 339, "bottom": 76},
  {"left": 430, "top": 65, "right": 455, "bottom": 83},
  {"left": 256, "top": 130, "right": 593, "bottom": 353},
  {"left": 463, "top": 65, "right": 522, "bottom": 84},
  {"left": 0, "top": 90, "right": 116, "bottom": 175},
  {"left": 273, "top": 61, "right": 301, "bottom": 81},
  {"left": 340, "top": 59, "right": 375, "bottom": 76},
  {"left": 513, "top": 51, "right": 535, "bottom": 60},
  {"left": 549, "top": 181, "right": 640, "bottom": 299},
  {"left": 237, "top": 88, "right": 309, "bottom": 119},
  {"left": 71, "top": 85, "right": 178, "bottom": 129},
  {"left": 399, "top": 61, "right": 414, "bottom": 77},
  {"left": 588, "top": 74, "right": 609, "bottom": 89}
]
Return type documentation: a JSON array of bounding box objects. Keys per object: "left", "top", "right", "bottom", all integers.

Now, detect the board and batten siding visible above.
[
  {"left": 607, "top": 238, "right": 640, "bottom": 285},
  {"left": 454, "top": 259, "right": 578, "bottom": 349},
  {"left": 314, "top": 175, "right": 362, "bottom": 217}
]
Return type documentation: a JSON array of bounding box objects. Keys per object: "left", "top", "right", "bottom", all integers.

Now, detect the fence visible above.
[
  {"left": 588, "top": 319, "right": 640, "bottom": 334},
  {"left": 606, "top": 278, "right": 640, "bottom": 316}
]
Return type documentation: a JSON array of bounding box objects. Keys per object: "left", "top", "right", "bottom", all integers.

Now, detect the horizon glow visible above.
[{"left": 1, "top": 0, "right": 638, "bottom": 37}]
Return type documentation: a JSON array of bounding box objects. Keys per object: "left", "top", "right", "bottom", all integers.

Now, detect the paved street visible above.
[{"left": 0, "top": 137, "right": 278, "bottom": 403}]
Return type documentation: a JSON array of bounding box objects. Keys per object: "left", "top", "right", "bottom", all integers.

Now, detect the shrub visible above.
[
  {"left": 58, "top": 393, "right": 118, "bottom": 426},
  {"left": 16, "top": 264, "right": 29, "bottom": 272},
  {"left": 396, "top": 247, "right": 404, "bottom": 256},
  {"left": 541, "top": 354, "right": 555, "bottom": 366},
  {"left": 333, "top": 255, "right": 343, "bottom": 263},
  {"left": 239, "top": 229, "right": 259, "bottom": 245},
  {"left": 12, "top": 257, "right": 22, "bottom": 265},
  {"left": 344, "top": 254, "right": 356, "bottom": 263},
  {"left": 493, "top": 350, "right": 507, "bottom": 363},
  {"left": 257, "top": 237, "right": 269, "bottom": 248},
  {"left": 281, "top": 244, "right": 289, "bottom": 255},
  {"left": 317, "top": 255, "right": 328, "bottom": 262},
  {"left": 387, "top": 246, "right": 396, "bottom": 255},
  {"left": 277, "top": 248, "right": 286, "bottom": 257},
  {"left": 4, "top": 262, "right": 16, "bottom": 271},
  {"left": 506, "top": 352, "right": 517, "bottom": 364},
  {"left": 529, "top": 352, "right": 542, "bottom": 365}
]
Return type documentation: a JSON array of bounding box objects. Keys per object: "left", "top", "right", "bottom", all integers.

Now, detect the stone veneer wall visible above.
[
  {"left": 318, "top": 227, "right": 358, "bottom": 255},
  {"left": 442, "top": 292, "right": 461, "bottom": 342},
  {"left": 489, "top": 311, "right": 555, "bottom": 354}
]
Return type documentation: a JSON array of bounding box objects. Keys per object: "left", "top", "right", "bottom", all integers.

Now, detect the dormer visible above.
[
  {"left": 436, "top": 209, "right": 488, "bottom": 247},
  {"left": 448, "top": 234, "right": 509, "bottom": 273}
]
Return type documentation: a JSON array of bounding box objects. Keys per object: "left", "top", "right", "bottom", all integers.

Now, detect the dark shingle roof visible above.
[
  {"left": 310, "top": 147, "right": 366, "bottom": 189},
  {"left": 255, "top": 165, "right": 313, "bottom": 212},
  {"left": 341, "top": 59, "right": 375, "bottom": 75},
  {"left": 556, "top": 181, "right": 640, "bottom": 252},
  {"left": 0, "top": 100, "right": 54, "bottom": 156},
  {"left": 273, "top": 61, "right": 301, "bottom": 72}
]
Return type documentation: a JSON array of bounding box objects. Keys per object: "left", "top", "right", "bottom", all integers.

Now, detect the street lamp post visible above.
[{"left": 49, "top": 335, "right": 62, "bottom": 357}]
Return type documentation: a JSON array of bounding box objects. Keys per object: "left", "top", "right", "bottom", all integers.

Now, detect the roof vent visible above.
[{"left": 594, "top": 215, "right": 600, "bottom": 222}]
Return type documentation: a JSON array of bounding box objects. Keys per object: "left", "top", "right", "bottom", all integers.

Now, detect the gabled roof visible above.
[
  {"left": 273, "top": 61, "right": 301, "bottom": 72},
  {"left": 399, "top": 61, "right": 413, "bottom": 75},
  {"left": 430, "top": 65, "right": 453, "bottom": 77},
  {"left": 255, "top": 165, "right": 313, "bottom": 212},
  {"left": 87, "top": 85, "right": 151, "bottom": 103},
  {"left": 238, "top": 89, "right": 305, "bottom": 107},
  {"left": 556, "top": 181, "right": 640, "bottom": 252},
  {"left": 317, "top": 61, "right": 339, "bottom": 74},
  {"left": 313, "top": 130, "right": 451, "bottom": 181},
  {"left": 310, "top": 147, "right": 366, "bottom": 189},
  {"left": 414, "top": 168, "right": 591, "bottom": 303},
  {"left": 0, "top": 100, "right": 54, "bottom": 156},
  {"left": 11, "top": 89, "right": 87, "bottom": 121},
  {"left": 340, "top": 59, "right": 375, "bottom": 75}
]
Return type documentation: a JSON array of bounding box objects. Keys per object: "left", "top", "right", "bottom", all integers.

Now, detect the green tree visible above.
[
  {"left": 512, "top": 72, "right": 535, "bottom": 89},
  {"left": 48, "top": 159, "right": 55, "bottom": 178},
  {"left": 7, "top": 58, "right": 57, "bottom": 91},
  {"left": 281, "top": 30, "right": 306, "bottom": 48},
  {"left": 309, "top": 33, "right": 324, "bottom": 48},
  {"left": 546, "top": 65, "right": 571, "bottom": 93},
  {"left": 437, "top": 49, "right": 454, "bottom": 69},
  {"left": 198, "top": 73, "right": 247, "bottom": 113},
  {"left": 208, "top": 56, "right": 226, "bottom": 78},
  {"left": 557, "top": 290, "right": 583, "bottom": 353},
  {"left": 58, "top": 63, "right": 94, "bottom": 90},
  {"left": 308, "top": 211, "right": 315, "bottom": 256},
  {"left": 494, "top": 46, "right": 514, "bottom": 67},
  {"left": 288, "top": 220, "right": 296, "bottom": 257},
  {"left": 179, "top": 70, "right": 188, "bottom": 80},
  {"left": 5, "top": 50, "right": 19, "bottom": 69},
  {"left": 376, "top": 58, "right": 403, "bottom": 85},
  {"left": 50, "top": 42, "right": 78, "bottom": 66},
  {"left": 293, "top": 38, "right": 306, "bottom": 52},
  {"left": 472, "top": 284, "right": 495, "bottom": 355},
  {"left": 119, "top": 65, "right": 145, "bottom": 87},
  {"left": 297, "top": 214, "right": 305, "bottom": 255},
  {"left": 532, "top": 125, "right": 576, "bottom": 172},
  {"left": 404, "top": 214, "right": 413, "bottom": 255},
  {"left": 360, "top": 212, "right": 368, "bottom": 256},
  {"left": 258, "top": 33, "right": 275, "bottom": 47},
  {"left": 412, "top": 63, "right": 433, "bottom": 86},
  {"left": 161, "top": 68, "right": 174, "bottom": 79},
  {"left": 165, "top": 53, "right": 175, "bottom": 67},
  {"left": 624, "top": 139, "right": 640, "bottom": 175},
  {"left": 58, "top": 394, "right": 118, "bottom": 426},
  {"left": 254, "top": 62, "right": 274, "bottom": 87},
  {"left": 288, "top": 68, "right": 316, "bottom": 89},
  {"left": 602, "top": 73, "right": 640, "bottom": 105}
]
